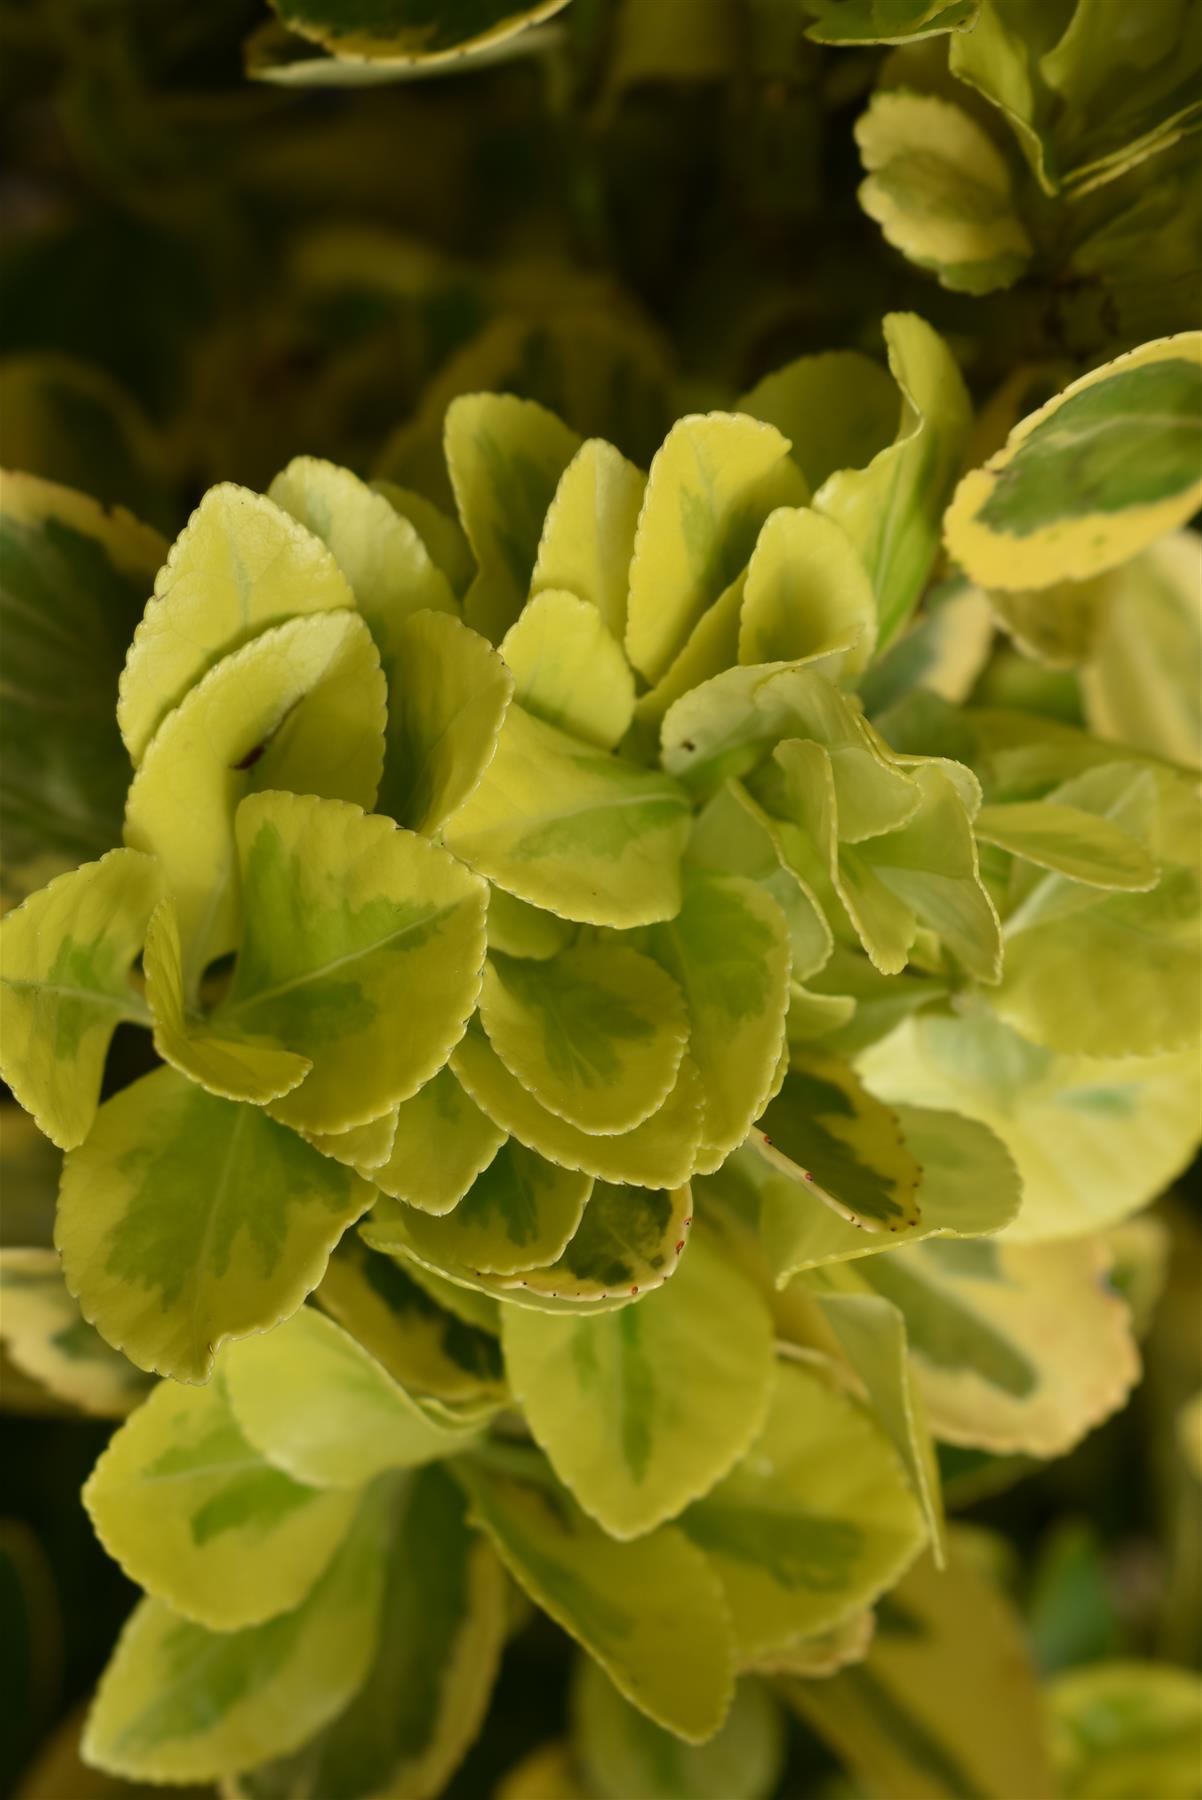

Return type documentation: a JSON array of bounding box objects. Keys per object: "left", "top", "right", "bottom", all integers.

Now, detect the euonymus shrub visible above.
[{"left": 2, "top": 317, "right": 1201, "bottom": 1796}]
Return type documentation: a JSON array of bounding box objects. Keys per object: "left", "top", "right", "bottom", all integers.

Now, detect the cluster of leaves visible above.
[{"left": 2, "top": 299, "right": 1201, "bottom": 1796}]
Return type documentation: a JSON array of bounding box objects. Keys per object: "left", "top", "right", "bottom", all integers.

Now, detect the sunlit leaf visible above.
[
  {"left": 143, "top": 898, "right": 312, "bottom": 1106},
  {"left": 231, "top": 1468, "right": 506, "bottom": 1800},
  {"left": 852, "top": 1233, "right": 1139, "bottom": 1456},
  {"left": 859, "top": 1009, "right": 1201, "bottom": 1242},
  {"left": 501, "top": 590, "right": 635, "bottom": 751},
  {"left": 315, "top": 1237, "right": 506, "bottom": 1413},
  {"left": 366, "top": 1175, "right": 693, "bottom": 1311},
  {"left": 681, "top": 1358, "right": 927, "bottom": 1659},
  {"left": 813, "top": 1289, "right": 946, "bottom": 1556},
  {"left": 571, "top": 1660, "right": 785, "bottom": 1800},
  {"left": 501, "top": 1228, "right": 775, "bottom": 1536},
  {"left": 218, "top": 791, "right": 488, "bottom": 1134},
  {"left": 56, "top": 1065, "right": 373, "bottom": 1382},
  {"left": 445, "top": 393, "right": 582, "bottom": 641},
  {"left": 223, "top": 1306, "right": 479, "bottom": 1488},
  {"left": 372, "top": 1142, "right": 592, "bottom": 1277},
  {"left": 452, "top": 1023, "right": 703, "bottom": 1190},
  {"left": 781, "top": 1533, "right": 1055, "bottom": 1800},
  {"left": 1082, "top": 530, "right": 1202, "bottom": 772},
  {"left": 944, "top": 333, "right": 1202, "bottom": 589},
  {"left": 442, "top": 704, "right": 691, "bottom": 927},
  {"left": 0, "top": 851, "right": 159, "bottom": 1150},
  {"left": 82, "top": 1490, "right": 389, "bottom": 1783},
  {"left": 649, "top": 870, "right": 791, "bottom": 1170},
  {"left": 457, "top": 1451, "right": 735, "bottom": 1743},
  {"left": 83, "top": 1373, "right": 358, "bottom": 1629},
  {"left": 856, "top": 90, "right": 1032, "bottom": 294},
  {"left": 118, "top": 485, "right": 354, "bottom": 766},
  {"left": 0, "top": 1248, "right": 150, "bottom": 1419},
  {"left": 0, "top": 473, "right": 165, "bottom": 909},
  {"left": 531, "top": 438, "right": 646, "bottom": 641},
  {"left": 737, "top": 506, "right": 877, "bottom": 673},
  {"left": 123, "top": 612, "right": 385, "bottom": 989},
  {"left": 372, "top": 1066, "right": 506, "bottom": 1214},
  {"left": 376, "top": 609, "right": 513, "bottom": 836},
  {"left": 479, "top": 942, "right": 688, "bottom": 1135},
  {"left": 752, "top": 1055, "right": 924, "bottom": 1234},
  {"left": 625, "top": 412, "right": 797, "bottom": 684},
  {"left": 816, "top": 313, "right": 971, "bottom": 646}
]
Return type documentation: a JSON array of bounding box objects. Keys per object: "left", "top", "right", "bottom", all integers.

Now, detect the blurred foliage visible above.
[{"left": 1, "top": 2, "right": 1200, "bottom": 1795}]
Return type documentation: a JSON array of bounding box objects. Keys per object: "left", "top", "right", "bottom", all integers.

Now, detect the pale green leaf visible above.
[
  {"left": 376, "top": 609, "right": 513, "bottom": 836},
  {"left": 682, "top": 1358, "right": 927, "bottom": 1658},
  {"left": 441, "top": 703, "right": 691, "bottom": 928},
  {"left": 854, "top": 1234, "right": 1139, "bottom": 1456},
  {"left": 859, "top": 1010, "right": 1202, "bottom": 1243},
  {"left": 365, "top": 1176, "right": 693, "bottom": 1312},
  {"left": 1039, "top": 0, "right": 1202, "bottom": 193},
  {"left": 625, "top": 412, "right": 796, "bottom": 684},
  {"left": 751, "top": 1608, "right": 875, "bottom": 1677},
  {"left": 501, "top": 590, "right": 635, "bottom": 751},
  {"left": 1048, "top": 1660, "right": 1202, "bottom": 1800},
  {"left": 118, "top": 484, "right": 354, "bottom": 765},
  {"left": 451, "top": 1023, "right": 703, "bottom": 1190},
  {"left": 494, "top": 1742, "right": 589, "bottom": 1800},
  {"left": 736, "top": 350, "right": 897, "bottom": 493},
  {"left": 975, "top": 800, "right": 1158, "bottom": 889},
  {"left": 220, "top": 791, "right": 488, "bottom": 1134},
  {"left": 373, "top": 1142, "right": 592, "bottom": 1277},
  {"left": 781, "top": 1534, "right": 1055, "bottom": 1800},
  {"left": 944, "top": 334, "right": 1202, "bottom": 590},
  {"left": 738, "top": 506, "right": 877, "bottom": 674},
  {"left": 315, "top": 1237, "right": 506, "bottom": 1413},
  {"left": 738, "top": 1101, "right": 1019, "bottom": 1279},
  {"left": 457, "top": 1452, "right": 735, "bottom": 1743},
  {"left": 304, "top": 1110, "right": 398, "bottom": 1173},
  {"left": 816, "top": 313, "right": 970, "bottom": 646},
  {"left": 223, "top": 1306, "right": 479, "bottom": 1488},
  {"left": 267, "top": 456, "right": 455, "bottom": 658},
  {"left": 83, "top": 1374, "right": 358, "bottom": 1629},
  {"left": 445, "top": 393, "right": 582, "bottom": 641},
  {"left": 56, "top": 1066, "right": 374, "bottom": 1382},
  {"left": 0, "top": 472, "right": 166, "bottom": 909},
  {"left": 531, "top": 438, "right": 646, "bottom": 641},
  {"left": 0, "top": 850, "right": 159, "bottom": 1150},
  {"left": 1083, "top": 530, "right": 1202, "bottom": 772},
  {"left": 649, "top": 871, "right": 791, "bottom": 1169},
  {"left": 230, "top": 1467, "right": 506, "bottom": 1800},
  {"left": 372, "top": 1065, "right": 506, "bottom": 1214},
  {"left": 812, "top": 1290, "right": 946, "bottom": 1557},
  {"left": 804, "top": 0, "right": 978, "bottom": 43},
  {"left": 687, "top": 783, "right": 833, "bottom": 983},
  {"left": 856, "top": 90, "right": 1032, "bottom": 294},
  {"left": 81, "top": 1489, "right": 388, "bottom": 1783},
  {"left": 0, "top": 1247, "right": 150, "bottom": 1419},
  {"left": 372, "top": 481, "right": 473, "bottom": 596},
  {"left": 995, "top": 763, "right": 1201, "bottom": 1055},
  {"left": 629, "top": 570, "right": 747, "bottom": 748},
  {"left": 752, "top": 1056, "right": 924, "bottom": 1234},
  {"left": 480, "top": 942, "right": 688, "bottom": 1135},
  {"left": 123, "top": 612, "right": 385, "bottom": 989},
  {"left": 485, "top": 889, "right": 575, "bottom": 961},
  {"left": 572, "top": 1662, "right": 785, "bottom": 1800},
  {"left": 143, "top": 899, "right": 312, "bottom": 1106},
  {"left": 270, "top": 0, "right": 572, "bottom": 63},
  {"left": 501, "top": 1227, "right": 774, "bottom": 1537}
]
